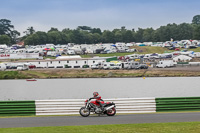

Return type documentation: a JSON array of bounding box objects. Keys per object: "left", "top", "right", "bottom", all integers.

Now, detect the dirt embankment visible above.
[{"left": 18, "top": 67, "right": 200, "bottom": 79}]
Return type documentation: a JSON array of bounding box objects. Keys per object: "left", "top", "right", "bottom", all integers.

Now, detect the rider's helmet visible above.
[{"left": 93, "top": 92, "right": 99, "bottom": 97}]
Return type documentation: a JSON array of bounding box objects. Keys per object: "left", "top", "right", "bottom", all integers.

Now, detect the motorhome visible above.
[
  {"left": 143, "top": 54, "right": 151, "bottom": 59},
  {"left": 156, "top": 60, "right": 175, "bottom": 68},
  {"left": 114, "top": 63, "right": 122, "bottom": 69},
  {"left": 121, "top": 62, "right": 139, "bottom": 69},
  {"left": 67, "top": 50, "right": 76, "bottom": 55},
  {"left": 125, "top": 54, "right": 140, "bottom": 60}
]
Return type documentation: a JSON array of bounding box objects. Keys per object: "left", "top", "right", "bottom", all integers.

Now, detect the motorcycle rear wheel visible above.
[
  {"left": 79, "top": 107, "right": 90, "bottom": 117},
  {"left": 106, "top": 107, "right": 116, "bottom": 116}
]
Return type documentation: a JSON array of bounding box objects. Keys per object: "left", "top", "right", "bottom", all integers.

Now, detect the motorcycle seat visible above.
[{"left": 102, "top": 103, "right": 107, "bottom": 106}]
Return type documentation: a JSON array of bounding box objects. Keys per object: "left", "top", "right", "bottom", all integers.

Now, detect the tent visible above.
[
  {"left": 173, "top": 55, "right": 192, "bottom": 62},
  {"left": 44, "top": 48, "right": 52, "bottom": 51},
  {"left": 50, "top": 48, "right": 55, "bottom": 51},
  {"left": 139, "top": 44, "right": 145, "bottom": 46}
]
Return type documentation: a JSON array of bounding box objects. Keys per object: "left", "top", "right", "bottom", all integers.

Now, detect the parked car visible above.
[
  {"left": 28, "top": 64, "right": 36, "bottom": 69},
  {"left": 175, "top": 48, "right": 180, "bottom": 51},
  {"left": 100, "top": 51, "right": 107, "bottom": 54},
  {"left": 10, "top": 65, "right": 17, "bottom": 69},
  {"left": 135, "top": 64, "right": 148, "bottom": 69},
  {"left": 82, "top": 65, "right": 89, "bottom": 68}
]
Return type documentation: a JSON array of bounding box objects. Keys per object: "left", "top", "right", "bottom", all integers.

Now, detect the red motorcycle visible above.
[{"left": 79, "top": 99, "right": 116, "bottom": 117}]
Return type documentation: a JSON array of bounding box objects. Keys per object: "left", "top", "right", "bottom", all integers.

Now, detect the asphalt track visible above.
[{"left": 0, "top": 112, "right": 200, "bottom": 128}]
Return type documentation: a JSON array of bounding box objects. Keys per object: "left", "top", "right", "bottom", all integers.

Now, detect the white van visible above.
[
  {"left": 91, "top": 63, "right": 99, "bottom": 69},
  {"left": 17, "top": 64, "right": 29, "bottom": 71},
  {"left": 103, "top": 63, "right": 115, "bottom": 70}
]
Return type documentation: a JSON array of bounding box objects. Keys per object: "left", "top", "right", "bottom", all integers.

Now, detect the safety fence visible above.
[
  {"left": 156, "top": 97, "right": 200, "bottom": 112},
  {"left": 0, "top": 101, "right": 35, "bottom": 116},
  {"left": 1, "top": 96, "right": 200, "bottom": 116}
]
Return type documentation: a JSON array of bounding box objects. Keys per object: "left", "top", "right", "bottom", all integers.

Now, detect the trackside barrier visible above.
[
  {"left": 156, "top": 97, "right": 200, "bottom": 112},
  {"left": 0, "top": 101, "right": 35, "bottom": 116},
  {"left": 35, "top": 98, "right": 156, "bottom": 115},
  {"left": 3, "top": 96, "right": 199, "bottom": 116}
]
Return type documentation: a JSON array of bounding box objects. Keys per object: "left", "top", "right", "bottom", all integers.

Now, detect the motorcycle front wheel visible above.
[
  {"left": 79, "top": 107, "right": 90, "bottom": 117},
  {"left": 106, "top": 107, "right": 116, "bottom": 116}
]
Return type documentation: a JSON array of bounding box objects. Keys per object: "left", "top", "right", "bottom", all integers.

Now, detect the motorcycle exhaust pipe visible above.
[{"left": 105, "top": 105, "right": 115, "bottom": 110}]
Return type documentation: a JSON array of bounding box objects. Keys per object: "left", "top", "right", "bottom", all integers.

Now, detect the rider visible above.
[{"left": 89, "top": 92, "right": 103, "bottom": 109}]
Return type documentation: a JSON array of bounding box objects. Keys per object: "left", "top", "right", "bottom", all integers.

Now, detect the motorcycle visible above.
[{"left": 79, "top": 99, "right": 116, "bottom": 117}]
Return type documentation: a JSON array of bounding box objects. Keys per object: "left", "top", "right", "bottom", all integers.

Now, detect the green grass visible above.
[
  {"left": 0, "top": 122, "right": 200, "bottom": 133},
  {"left": 81, "top": 46, "right": 173, "bottom": 58},
  {"left": 81, "top": 52, "right": 135, "bottom": 58},
  {"left": 0, "top": 71, "right": 28, "bottom": 79},
  {"left": 80, "top": 46, "right": 200, "bottom": 58},
  {"left": 188, "top": 47, "right": 200, "bottom": 52},
  {"left": 132, "top": 46, "right": 171, "bottom": 54}
]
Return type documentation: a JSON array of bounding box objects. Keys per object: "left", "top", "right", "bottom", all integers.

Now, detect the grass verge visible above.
[
  {"left": 2, "top": 69, "right": 200, "bottom": 79},
  {"left": 0, "top": 71, "right": 28, "bottom": 79},
  {"left": 0, "top": 122, "right": 200, "bottom": 133}
]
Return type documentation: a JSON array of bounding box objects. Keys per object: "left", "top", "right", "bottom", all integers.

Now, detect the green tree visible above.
[
  {"left": 35, "top": 31, "right": 48, "bottom": 44},
  {"left": 193, "top": 24, "right": 200, "bottom": 40},
  {"left": 77, "top": 26, "right": 92, "bottom": 31},
  {"left": 91, "top": 28, "right": 102, "bottom": 34},
  {"left": 24, "top": 26, "right": 35, "bottom": 35},
  {"left": 113, "top": 30, "right": 123, "bottom": 42},
  {"left": 92, "top": 33, "right": 102, "bottom": 43},
  {"left": 24, "top": 35, "right": 34, "bottom": 45},
  {"left": 0, "top": 35, "right": 11, "bottom": 44},
  {"left": 0, "top": 19, "right": 14, "bottom": 35},
  {"left": 135, "top": 28, "right": 144, "bottom": 42},
  {"left": 124, "top": 30, "right": 134, "bottom": 43},
  {"left": 48, "top": 27, "right": 59, "bottom": 33},
  {"left": 143, "top": 28, "right": 154, "bottom": 42},
  {"left": 151, "top": 30, "right": 160, "bottom": 42},
  {"left": 0, "top": 19, "right": 20, "bottom": 44},
  {"left": 47, "top": 31, "right": 62, "bottom": 44},
  {"left": 10, "top": 30, "right": 20, "bottom": 43},
  {"left": 177, "top": 23, "right": 193, "bottom": 40},
  {"left": 192, "top": 15, "right": 200, "bottom": 25},
  {"left": 102, "top": 30, "right": 115, "bottom": 43}
]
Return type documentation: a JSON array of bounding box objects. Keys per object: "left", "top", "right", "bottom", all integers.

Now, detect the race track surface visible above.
[{"left": 0, "top": 112, "right": 200, "bottom": 128}]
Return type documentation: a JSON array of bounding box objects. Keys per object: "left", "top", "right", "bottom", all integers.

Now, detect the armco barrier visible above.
[
  {"left": 156, "top": 97, "right": 200, "bottom": 112},
  {"left": 35, "top": 98, "right": 156, "bottom": 115},
  {"left": 0, "top": 101, "right": 35, "bottom": 116}
]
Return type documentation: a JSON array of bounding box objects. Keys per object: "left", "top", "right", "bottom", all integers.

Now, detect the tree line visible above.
[{"left": 0, "top": 15, "right": 200, "bottom": 45}]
